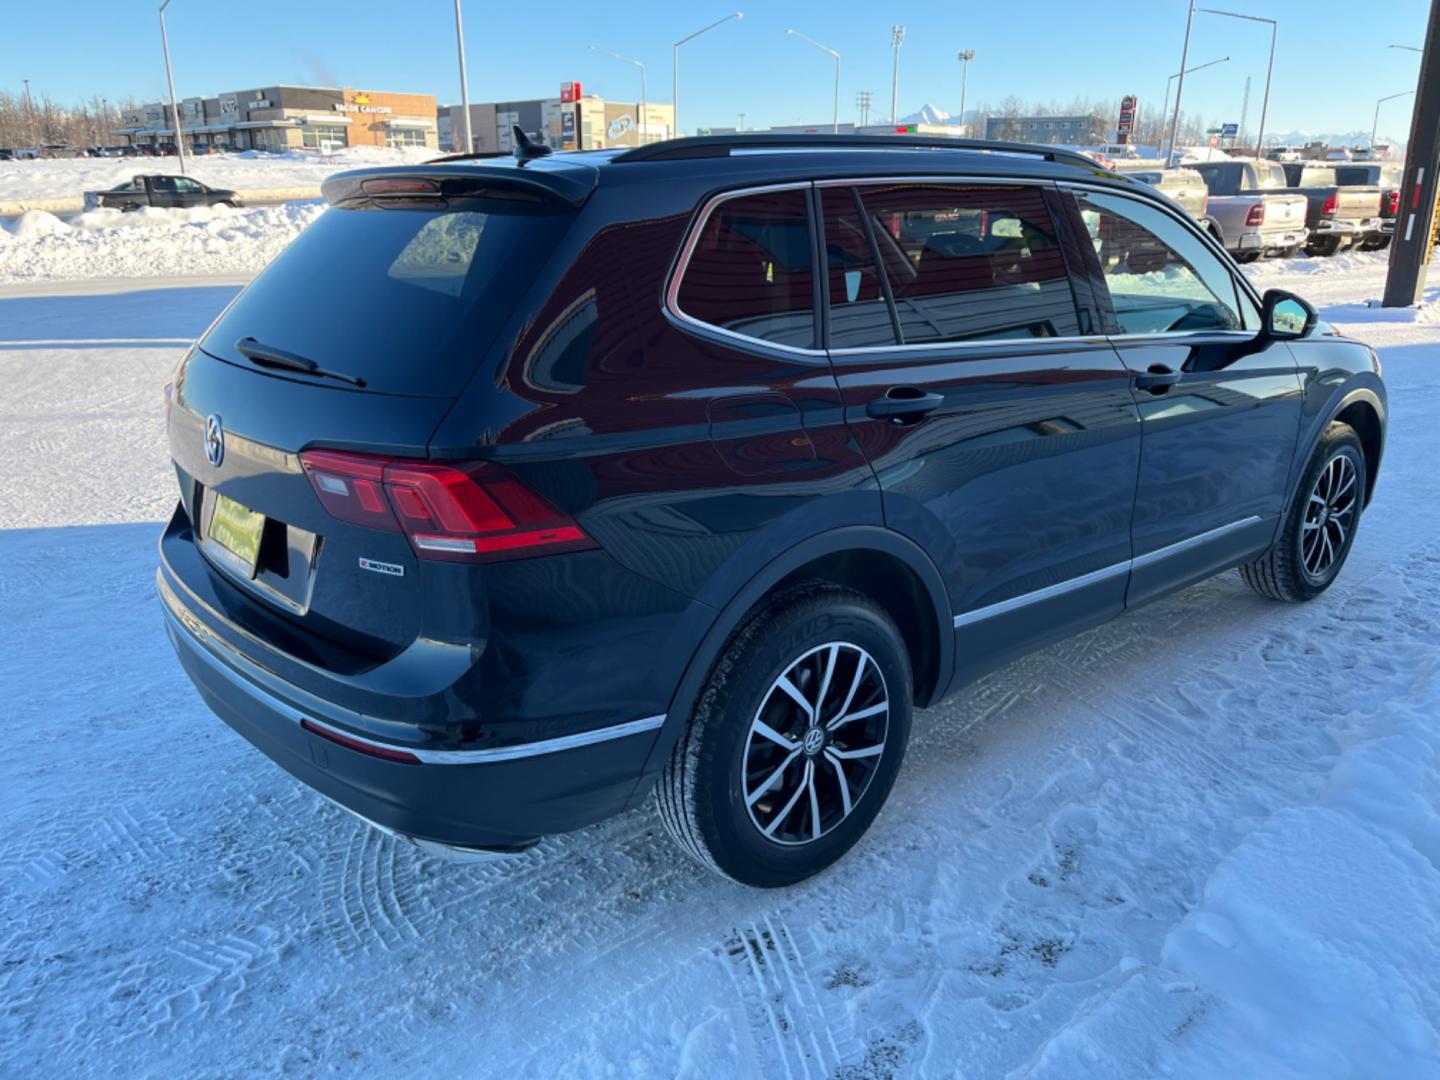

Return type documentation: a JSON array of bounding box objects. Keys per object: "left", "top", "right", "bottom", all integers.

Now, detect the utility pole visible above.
[
  {"left": 158, "top": 0, "right": 187, "bottom": 174},
  {"left": 1384, "top": 0, "right": 1440, "bottom": 306},
  {"left": 856, "top": 90, "right": 872, "bottom": 128},
  {"left": 1167, "top": 3, "right": 1197, "bottom": 165},
  {"left": 957, "top": 50, "right": 975, "bottom": 134},
  {"left": 22, "top": 78, "right": 36, "bottom": 151},
  {"left": 890, "top": 25, "right": 906, "bottom": 124},
  {"left": 738, "top": 112, "right": 745, "bottom": 131},
  {"left": 453, "top": 0, "right": 473, "bottom": 153},
  {"left": 1238, "top": 75, "right": 1251, "bottom": 150}
]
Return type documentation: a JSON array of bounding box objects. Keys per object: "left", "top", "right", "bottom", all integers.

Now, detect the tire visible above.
[
  {"left": 1306, "top": 235, "right": 1341, "bottom": 257},
  {"left": 1359, "top": 235, "right": 1391, "bottom": 252},
  {"left": 1236, "top": 251, "right": 1261, "bottom": 264},
  {"left": 656, "top": 582, "right": 913, "bottom": 887},
  {"left": 1240, "top": 422, "right": 1366, "bottom": 602}
]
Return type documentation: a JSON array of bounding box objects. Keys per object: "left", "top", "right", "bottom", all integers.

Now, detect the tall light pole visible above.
[
  {"left": 1166, "top": 3, "right": 1197, "bottom": 164},
  {"left": 158, "top": 0, "right": 187, "bottom": 174},
  {"left": 1389, "top": 44, "right": 1423, "bottom": 52},
  {"left": 889, "top": 25, "right": 906, "bottom": 124},
  {"left": 1161, "top": 56, "right": 1229, "bottom": 153},
  {"left": 1197, "top": 8, "right": 1277, "bottom": 157},
  {"left": 452, "top": 1, "right": 474, "bottom": 153},
  {"left": 956, "top": 50, "right": 975, "bottom": 134},
  {"left": 22, "top": 78, "right": 36, "bottom": 151},
  {"left": 673, "top": 12, "right": 743, "bottom": 139},
  {"left": 786, "top": 29, "right": 840, "bottom": 133},
  {"left": 591, "top": 46, "right": 647, "bottom": 144},
  {"left": 1373, "top": 90, "right": 1415, "bottom": 148}
]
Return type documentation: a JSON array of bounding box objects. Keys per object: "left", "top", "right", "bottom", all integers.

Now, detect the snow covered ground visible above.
[
  {"left": 1, "top": 254, "right": 1438, "bottom": 1077},
  {"left": 0, "top": 145, "right": 436, "bottom": 204}
]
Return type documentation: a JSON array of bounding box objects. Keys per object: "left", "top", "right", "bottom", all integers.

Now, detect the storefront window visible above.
[
  {"left": 387, "top": 127, "right": 429, "bottom": 148},
  {"left": 302, "top": 124, "right": 349, "bottom": 150}
]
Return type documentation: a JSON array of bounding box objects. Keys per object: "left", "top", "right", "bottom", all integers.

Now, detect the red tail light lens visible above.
[
  {"left": 1321, "top": 193, "right": 1338, "bottom": 216},
  {"left": 1246, "top": 203, "right": 1266, "bottom": 228},
  {"left": 1385, "top": 189, "right": 1401, "bottom": 215},
  {"left": 299, "top": 450, "right": 596, "bottom": 563}
]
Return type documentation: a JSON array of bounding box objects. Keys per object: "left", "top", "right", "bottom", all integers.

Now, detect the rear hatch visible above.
[{"left": 167, "top": 165, "right": 586, "bottom": 666}]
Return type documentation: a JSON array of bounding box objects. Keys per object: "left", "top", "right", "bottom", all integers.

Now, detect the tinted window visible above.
[
  {"left": 1078, "top": 191, "right": 1243, "bottom": 335},
  {"left": 202, "top": 200, "right": 575, "bottom": 397},
  {"left": 1297, "top": 167, "right": 1339, "bottom": 188},
  {"left": 1250, "top": 162, "right": 1288, "bottom": 189},
  {"left": 1197, "top": 164, "right": 1240, "bottom": 196},
  {"left": 855, "top": 184, "right": 1081, "bottom": 343},
  {"left": 820, "top": 187, "right": 898, "bottom": 348},
  {"left": 1333, "top": 166, "right": 1370, "bottom": 186},
  {"left": 676, "top": 189, "right": 816, "bottom": 349}
]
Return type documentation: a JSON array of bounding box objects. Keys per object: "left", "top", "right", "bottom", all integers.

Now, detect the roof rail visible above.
[{"left": 613, "top": 133, "right": 1102, "bottom": 170}]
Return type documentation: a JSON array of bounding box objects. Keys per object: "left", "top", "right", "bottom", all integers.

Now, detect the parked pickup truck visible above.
[
  {"left": 1275, "top": 162, "right": 1386, "bottom": 255},
  {"left": 1333, "top": 162, "right": 1403, "bottom": 250},
  {"left": 83, "top": 174, "right": 241, "bottom": 212},
  {"left": 1189, "top": 160, "right": 1310, "bottom": 261}
]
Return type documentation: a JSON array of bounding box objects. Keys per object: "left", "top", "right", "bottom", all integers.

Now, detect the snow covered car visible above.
[
  {"left": 158, "top": 133, "right": 1388, "bottom": 887},
  {"left": 83, "top": 175, "right": 241, "bottom": 212}
]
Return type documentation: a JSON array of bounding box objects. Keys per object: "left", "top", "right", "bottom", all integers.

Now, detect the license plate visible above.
[{"left": 208, "top": 493, "right": 265, "bottom": 577}]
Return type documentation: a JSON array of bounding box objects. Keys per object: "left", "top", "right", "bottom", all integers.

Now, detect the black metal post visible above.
[{"left": 1384, "top": 0, "right": 1440, "bottom": 306}]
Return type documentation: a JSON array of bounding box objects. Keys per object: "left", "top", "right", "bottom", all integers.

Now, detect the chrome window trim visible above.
[
  {"left": 952, "top": 515, "right": 1266, "bottom": 628},
  {"left": 164, "top": 605, "right": 666, "bottom": 765},
  {"left": 1057, "top": 178, "right": 1268, "bottom": 313},
  {"left": 812, "top": 175, "right": 1052, "bottom": 189},
  {"left": 665, "top": 180, "right": 828, "bottom": 358}
]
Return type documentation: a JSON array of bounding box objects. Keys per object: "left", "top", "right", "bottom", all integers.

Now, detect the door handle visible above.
[
  {"left": 1133, "top": 364, "right": 1183, "bottom": 393},
  {"left": 865, "top": 387, "right": 945, "bottom": 421}
]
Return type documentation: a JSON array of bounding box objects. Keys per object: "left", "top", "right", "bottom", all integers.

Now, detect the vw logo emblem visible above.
[
  {"left": 204, "top": 414, "right": 224, "bottom": 468},
  {"left": 803, "top": 727, "right": 826, "bottom": 756}
]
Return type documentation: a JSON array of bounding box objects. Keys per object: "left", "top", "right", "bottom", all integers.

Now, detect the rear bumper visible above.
[
  {"left": 1238, "top": 226, "right": 1308, "bottom": 251},
  {"left": 160, "top": 573, "right": 664, "bottom": 850}
]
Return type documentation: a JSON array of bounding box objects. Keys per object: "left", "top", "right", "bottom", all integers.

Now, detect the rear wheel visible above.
[
  {"left": 1235, "top": 251, "right": 1261, "bottom": 264},
  {"left": 657, "top": 583, "right": 912, "bottom": 887},
  {"left": 1240, "top": 422, "right": 1365, "bottom": 601},
  {"left": 1306, "top": 235, "right": 1341, "bottom": 257}
]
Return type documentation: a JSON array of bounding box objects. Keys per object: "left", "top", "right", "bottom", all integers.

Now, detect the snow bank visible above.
[{"left": 0, "top": 202, "right": 323, "bottom": 282}]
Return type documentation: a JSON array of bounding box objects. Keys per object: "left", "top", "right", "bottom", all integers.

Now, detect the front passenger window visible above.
[{"left": 1078, "top": 191, "right": 1243, "bottom": 336}]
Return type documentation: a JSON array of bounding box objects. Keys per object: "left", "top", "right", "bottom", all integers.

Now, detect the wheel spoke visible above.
[
  {"left": 763, "top": 760, "right": 812, "bottom": 837},
  {"left": 813, "top": 644, "right": 839, "bottom": 722},
  {"left": 806, "top": 765, "right": 822, "bottom": 841},
  {"left": 1328, "top": 517, "right": 1346, "bottom": 547},
  {"left": 827, "top": 699, "right": 888, "bottom": 731},
  {"left": 826, "top": 743, "right": 884, "bottom": 761},
  {"left": 752, "top": 719, "right": 799, "bottom": 750},
  {"left": 746, "top": 748, "right": 801, "bottom": 807},
  {"left": 829, "top": 652, "right": 870, "bottom": 728},
  {"left": 775, "top": 675, "right": 814, "bottom": 725},
  {"left": 828, "top": 755, "right": 852, "bottom": 817}
]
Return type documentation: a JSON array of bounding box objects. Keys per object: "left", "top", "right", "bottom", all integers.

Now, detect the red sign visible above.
[
  {"left": 1117, "top": 94, "right": 1138, "bottom": 144},
  {"left": 560, "top": 81, "right": 582, "bottom": 104}
]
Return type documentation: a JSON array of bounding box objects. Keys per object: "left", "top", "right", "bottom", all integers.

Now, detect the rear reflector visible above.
[
  {"left": 1321, "top": 193, "right": 1338, "bottom": 216},
  {"left": 1246, "top": 203, "right": 1266, "bottom": 228},
  {"left": 301, "top": 718, "right": 422, "bottom": 764},
  {"left": 360, "top": 177, "right": 441, "bottom": 196},
  {"left": 299, "top": 449, "right": 597, "bottom": 563}
]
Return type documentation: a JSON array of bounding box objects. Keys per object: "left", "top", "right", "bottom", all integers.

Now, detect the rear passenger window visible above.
[
  {"left": 820, "top": 187, "right": 899, "bottom": 348},
  {"left": 854, "top": 184, "right": 1081, "bottom": 344},
  {"left": 675, "top": 189, "right": 816, "bottom": 349}
]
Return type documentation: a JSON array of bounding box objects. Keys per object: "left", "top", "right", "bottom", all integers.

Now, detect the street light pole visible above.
[
  {"left": 1389, "top": 44, "right": 1423, "bottom": 52},
  {"left": 22, "top": 78, "right": 36, "bottom": 152},
  {"left": 1166, "top": 3, "right": 1196, "bottom": 165},
  {"left": 957, "top": 50, "right": 975, "bottom": 133},
  {"left": 1161, "top": 56, "right": 1229, "bottom": 155},
  {"left": 1197, "top": 9, "right": 1277, "bottom": 157},
  {"left": 453, "top": 0, "right": 473, "bottom": 153},
  {"left": 158, "top": 0, "right": 187, "bottom": 175},
  {"left": 890, "top": 25, "right": 906, "bottom": 124},
  {"left": 591, "top": 46, "right": 647, "bottom": 144},
  {"left": 673, "top": 12, "right": 744, "bottom": 139},
  {"left": 786, "top": 29, "right": 841, "bottom": 133},
  {"left": 1373, "top": 90, "right": 1415, "bottom": 147}
]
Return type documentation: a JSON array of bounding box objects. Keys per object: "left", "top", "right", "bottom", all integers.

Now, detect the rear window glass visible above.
[
  {"left": 1297, "top": 167, "right": 1338, "bottom": 188},
  {"left": 202, "top": 201, "right": 574, "bottom": 397},
  {"left": 1250, "top": 162, "right": 1288, "bottom": 189},
  {"left": 675, "top": 190, "right": 816, "bottom": 349}
]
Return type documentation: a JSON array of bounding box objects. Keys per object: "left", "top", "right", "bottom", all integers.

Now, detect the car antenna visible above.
[{"left": 512, "top": 125, "right": 552, "bottom": 163}]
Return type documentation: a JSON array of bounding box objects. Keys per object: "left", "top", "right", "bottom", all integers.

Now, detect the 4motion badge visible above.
[{"left": 358, "top": 557, "right": 405, "bottom": 577}]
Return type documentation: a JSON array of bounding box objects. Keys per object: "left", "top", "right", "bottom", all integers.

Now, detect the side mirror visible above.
[{"left": 1261, "top": 289, "right": 1317, "bottom": 340}]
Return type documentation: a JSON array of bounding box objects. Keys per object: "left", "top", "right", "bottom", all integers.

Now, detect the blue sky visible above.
[{"left": 2, "top": 0, "right": 1428, "bottom": 138}]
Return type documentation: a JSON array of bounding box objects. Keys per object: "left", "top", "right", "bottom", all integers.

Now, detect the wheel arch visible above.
[{"left": 1331, "top": 392, "right": 1385, "bottom": 505}]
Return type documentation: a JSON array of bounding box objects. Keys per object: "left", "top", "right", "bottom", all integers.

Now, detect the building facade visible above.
[
  {"left": 984, "top": 114, "right": 1107, "bottom": 145},
  {"left": 114, "top": 86, "right": 439, "bottom": 153},
  {"left": 449, "top": 86, "right": 674, "bottom": 154}
]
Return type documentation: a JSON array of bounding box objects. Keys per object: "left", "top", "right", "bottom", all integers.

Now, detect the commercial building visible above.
[
  {"left": 114, "top": 86, "right": 439, "bottom": 153},
  {"left": 985, "top": 114, "right": 1107, "bottom": 145},
  {"left": 449, "top": 83, "right": 674, "bottom": 153}
]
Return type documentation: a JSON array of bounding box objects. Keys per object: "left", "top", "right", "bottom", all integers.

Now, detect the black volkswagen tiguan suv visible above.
[{"left": 159, "top": 134, "right": 1386, "bottom": 887}]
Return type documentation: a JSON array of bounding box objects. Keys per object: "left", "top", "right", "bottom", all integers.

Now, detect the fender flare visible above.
[
  {"left": 629, "top": 525, "right": 954, "bottom": 798},
  {"left": 1286, "top": 381, "right": 1386, "bottom": 509}
]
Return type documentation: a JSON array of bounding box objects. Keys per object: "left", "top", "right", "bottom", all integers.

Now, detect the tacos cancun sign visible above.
[
  {"left": 607, "top": 114, "right": 635, "bottom": 140},
  {"left": 334, "top": 102, "right": 394, "bottom": 115}
]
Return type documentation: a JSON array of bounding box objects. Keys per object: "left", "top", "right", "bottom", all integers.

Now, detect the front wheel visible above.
[
  {"left": 657, "top": 584, "right": 913, "bottom": 887},
  {"left": 1240, "top": 422, "right": 1366, "bottom": 601}
]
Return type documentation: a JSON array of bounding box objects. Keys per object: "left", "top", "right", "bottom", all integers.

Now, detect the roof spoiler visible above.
[
  {"left": 321, "top": 160, "right": 598, "bottom": 208},
  {"left": 614, "top": 133, "right": 1103, "bottom": 170}
]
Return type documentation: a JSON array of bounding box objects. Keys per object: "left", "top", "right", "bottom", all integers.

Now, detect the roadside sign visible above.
[
  {"left": 1209, "top": 133, "right": 1219, "bottom": 148},
  {"left": 560, "top": 81, "right": 582, "bottom": 104},
  {"left": 1221, "top": 122, "right": 1239, "bottom": 137},
  {"left": 1117, "top": 94, "right": 1138, "bottom": 145}
]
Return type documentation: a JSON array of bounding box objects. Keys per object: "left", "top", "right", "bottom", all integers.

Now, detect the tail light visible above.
[
  {"left": 1385, "top": 189, "right": 1401, "bottom": 215},
  {"left": 1246, "top": 203, "right": 1266, "bottom": 228},
  {"left": 299, "top": 449, "right": 596, "bottom": 563},
  {"left": 1321, "top": 193, "right": 1338, "bottom": 217}
]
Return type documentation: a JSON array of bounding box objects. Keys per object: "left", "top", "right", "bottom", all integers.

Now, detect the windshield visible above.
[{"left": 201, "top": 200, "right": 575, "bottom": 397}]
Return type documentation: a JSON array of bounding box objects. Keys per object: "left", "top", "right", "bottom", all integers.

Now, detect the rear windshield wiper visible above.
[{"left": 235, "top": 337, "right": 367, "bottom": 388}]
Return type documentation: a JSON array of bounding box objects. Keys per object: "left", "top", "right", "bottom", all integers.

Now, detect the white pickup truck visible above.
[{"left": 1190, "top": 160, "right": 1311, "bottom": 262}]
